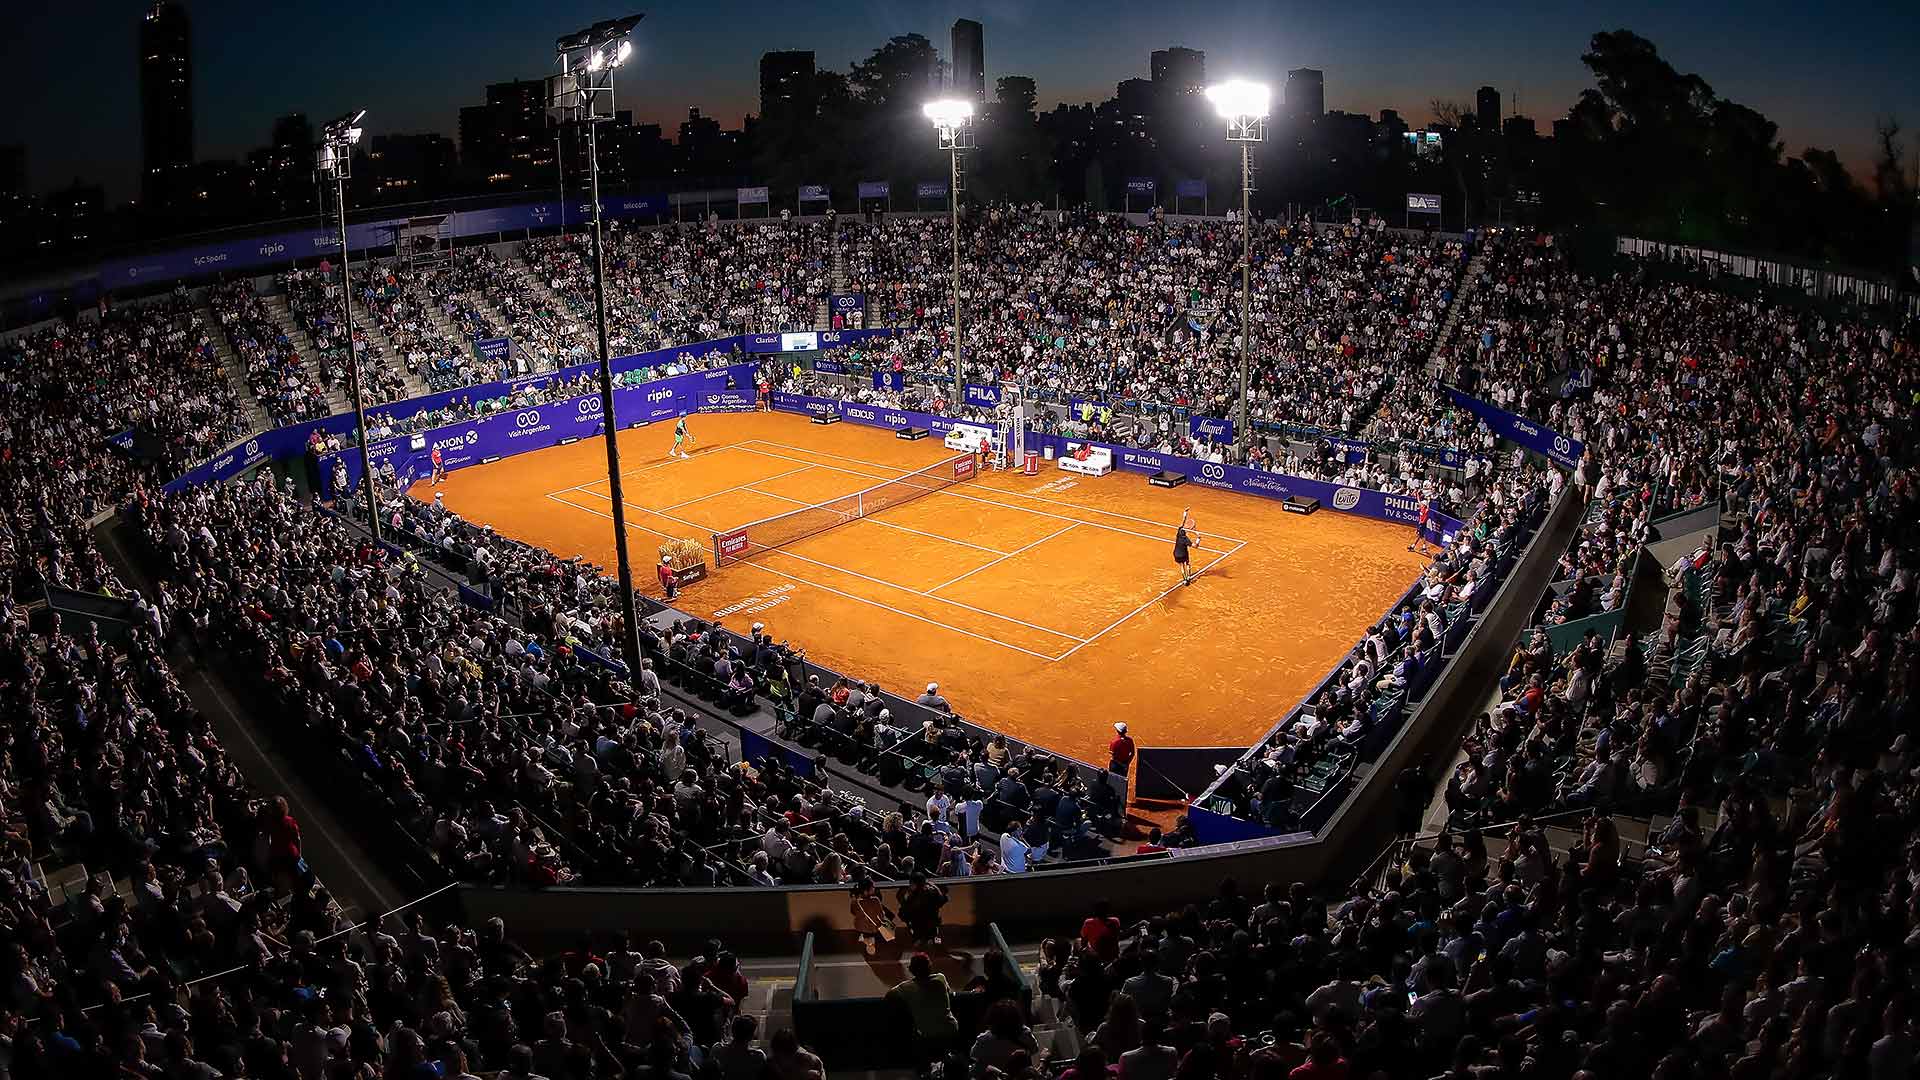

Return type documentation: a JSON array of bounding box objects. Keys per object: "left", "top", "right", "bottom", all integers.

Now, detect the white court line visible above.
[
  {"left": 567, "top": 484, "right": 1083, "bottom": 643},
  {"left": 927, "top": 523, "right": 1078, "bottom": 594},
  {"left": 741, "top": 439, "right": 1250, "bottom": 547},
  {"left": 1051, "top": 538, "right": 1249, "bottom": 662},
  {"left": 741, "top": 486, "right": 1011, "bottom": 555},
  {"left": 757, "top": 547, "right": 1086, "bottom": 643},
  {"left": 658, "top": 462, "right": 817, "bottom": 511},
  {"left": 550, "top": 492, "right": 1066, "bottom": 662},
  {"left": 544, "top": 491, "right": 683, "bottom": 542},
  {"left": 733, "top": 442, "right": 1237, "bottom": 555}
]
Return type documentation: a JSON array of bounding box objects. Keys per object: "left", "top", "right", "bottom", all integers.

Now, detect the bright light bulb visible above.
[
  {"left": 614, "top": 40, "right": 633, "bottom": 66},
  {"left": 587, "top": 49, "right": 606, "bottom": 72},
  {"left": 1205, "top": 80, "right": 1271, "bottom": 121}
]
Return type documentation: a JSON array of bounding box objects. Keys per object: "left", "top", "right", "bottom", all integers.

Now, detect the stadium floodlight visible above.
[
  {"left": 546, "top": 14, "right": 647, "bottom": 679},
  {"left": 315, "top": 108, "right": 382, "bottom": 547},
  {"left": 924, "top": 99, "right": 975, "bottom": 404},
  {"left": 1207, "top": 80, "right": 1270, "bottom": 450}
]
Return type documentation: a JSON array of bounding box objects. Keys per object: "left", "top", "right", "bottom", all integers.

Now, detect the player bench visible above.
[{"left": 1057, "top": 443, "right": 1113, "bottom": 478}]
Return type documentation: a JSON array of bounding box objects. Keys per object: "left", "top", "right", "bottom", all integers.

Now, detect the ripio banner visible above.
[{"left": 1442, "top": 385, "right": 1583, "bottom": 470}]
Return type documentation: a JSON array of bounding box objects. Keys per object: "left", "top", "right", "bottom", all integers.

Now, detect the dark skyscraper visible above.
[
  {"left": 951, "top": 19, "right": 985, "bottom": 101},
  {"left": 1477, "top": 86, "right": 1502, "bottom": 130},
  {"left": 759, "top": 51, "right": 817, "bottom": 117},
  {"left": 139, "top": 0, "right": 194, "bottom": 206},
  {"left": 1149, "top": 47, "right": 1206, "bottom": 94},
  {"left": 460, "top": 79, "right": 552, "bottom": 188},
  {"left": 1285, "top": 68, "right": 1324, "bottom": 119}
]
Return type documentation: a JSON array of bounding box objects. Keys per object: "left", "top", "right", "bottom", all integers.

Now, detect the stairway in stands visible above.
[
  {"left": 195, "top": 291, "right": 274, "bottom": 435},
  {"left": 1423, "top": 246, "right": 1488, "bottom": 378},
  {"left": 818, "top": 232, "right": 847, "bottom": 329}
]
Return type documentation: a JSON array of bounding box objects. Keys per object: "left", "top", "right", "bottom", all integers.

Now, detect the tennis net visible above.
[{"left": 711, "top": 453, "right": 978, "bottom": 566}]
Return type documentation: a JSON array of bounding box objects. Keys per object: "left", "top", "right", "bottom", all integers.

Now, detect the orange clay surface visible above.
[{"left": 412, "top": 411, "right": 1426, "bottom": 766}]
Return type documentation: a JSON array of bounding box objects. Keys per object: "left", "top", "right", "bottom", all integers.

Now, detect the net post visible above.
[{"left": 711, "top": 531, "right": 722, "bottom": 568}]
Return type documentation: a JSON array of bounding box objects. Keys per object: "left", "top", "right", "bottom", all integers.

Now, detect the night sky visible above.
[{"left": 6, "top": 0, "right": 1916, "bottom": 201}]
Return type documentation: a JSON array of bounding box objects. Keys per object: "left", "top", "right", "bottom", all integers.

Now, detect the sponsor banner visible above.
[
  {"left": 1175, "top": 177, "right": 1208, "bottom": 199},
  {"left": 1125, "top": 177, "right": 1157, "bottom": 197},
  {"left": 475, "top": 336, "right": 512, "bottom": 368},
  {"left": 1443, "top": 385, "right": 1583, "bottom": 470},
  {"left": 953, "top": 458, "right": 976, "bottom": 480},
  {"left": 1188, "top": 414, "right": 1235, "bottom": 443},
  {"left": 798, "top": 184, "right": 830, "bottom": 202},
  {"left": 829, "top": 293, "right": 865, "bottom": 312},
  {"left": 768, "top": 396, "right": 1465, "bottom": 536},
  {"left": 716, "top": 530, "right": 751, "bottom": 559},
  {"left": 1407, "top": 192, "right": 1443, "bottom": 213},
  {"left": 964, "top": 383, "right": 1001, "bottom": 407},
  {"left": 812, "top": 359, "right": 847, "bottom": 375},
  {"left": 1324, "top": 436, "right": 1369, "bottom": 465},
  {"left": 872, "top": 370, "right": 904, "bottom": 392},
  {"left": 737, "top": 185, "right": 770, "bottom": 205},
  {"left": 106, "top": 429, "right": 137, "bottom": 452},
  {"left": 916, "top": 180, "right": 948, "bottom": 199},
  {"left": 1067, "top": 398, "right": 1113, "bottom": 424},
  {"left": 857, "top": 180, "right": 890, "bottom": 199},
  {"left": 780, "top": 331, "right": 819, "bottom": 352},
  {"left": 318, "top": 364, "right": 758, "bottom": 498}
]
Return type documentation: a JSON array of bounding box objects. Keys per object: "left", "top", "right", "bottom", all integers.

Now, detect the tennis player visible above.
[
  {"left": 1409, "top": 497, "right": 1432, "bottom": 556},
  {"left": 1173, "top": 508, "right": 1197, "bottom": 586},
  {"left": 429, "top": 444, "right": 445, "bottom": 485},
  {"left": 672, "top": 414, "right": 694, "bottom": 459}
]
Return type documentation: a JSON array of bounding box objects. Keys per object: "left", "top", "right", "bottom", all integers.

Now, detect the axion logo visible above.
[
  {"left": 578, "top": 397, "right": 603, "bottom": 415},
  {"left": 515, "top": 410, "right": 542, "bottom": 429},
  {"left": 1332, "top": 488, "right": 1364, "bottom": 511},
  {"left": 1201, "top": 463, "right": 1227, "bottom": 480},
  {"left": 258, "top": 242, "right": 287, "bottom": 258}
]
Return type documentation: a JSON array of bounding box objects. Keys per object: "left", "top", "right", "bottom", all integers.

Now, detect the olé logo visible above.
[
  {"left": 1333, "top": 488, "right": 1363, "bottom": 511},
  {"left": 515, "top": 410, "right": 542, "bottom": 429},
  {"left": 1553, "top": 435, "right": 1572, "bottom": 456},
  {"left": 1201, "top": 463, "right": 1227, "bottom": 480},
  {"left": 578, "top": 397, "right": 603, "bottom": 416},
  {"left": 258, "top": 242, "right": 286, "bottom": 258}
]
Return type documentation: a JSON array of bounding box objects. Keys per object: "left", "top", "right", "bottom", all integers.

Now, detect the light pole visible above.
[
  {"left": 549, "top": 13, "right": 646, "bottom": 677},
  {"left": 1205, "top": 80, "right": 1270, "bottom": 451},
  {"left": 555, "top": 129, "right": 567, "bottom": 236},
  {"left": 317, "top": 110, "right": 381, "bottom": 546},
  {"left": 923, "top": 99, "right": 974, "bottom": 407}
]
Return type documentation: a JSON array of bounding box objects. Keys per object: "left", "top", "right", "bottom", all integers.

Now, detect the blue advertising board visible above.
[
  {"left": 857, "top": 181, "right": 890, "bottom": 199},
  {"left": 812, "top": 359, "right": 847, "bottom": 375},
  {"left": 964, "top": 383, "right": 1001, "bottom": 407},
  {"left": 872, "top": 370, "right": 904, "bottom": 392},
  {"left": 475, "top": 337, "right": 512, "bottom": 369},
  {"left": 1175, "top": 178, "right": 1208, "bottom": 199},
  {"left": 916, "top": 181, "right": 948, "bottom": 199},
  {"left": 1125, "top": 177, "right": 1157, "bottom": 197},
  {"left": 1443, "top": 385, "right": 1583, "bottom": 469},
  {"left": 828, "top": 293, "right": 865, "bottom": 312},
  {"left": 1189, "top": 414, "right": 1235, "bottom": 443},
  {"left": 798, "top": 185, "right": 830, "bottom": 202}
]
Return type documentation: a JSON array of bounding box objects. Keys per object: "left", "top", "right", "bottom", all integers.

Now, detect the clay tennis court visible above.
[{"left": 413, "top": 411, "right": 1427, "bottom": 766}]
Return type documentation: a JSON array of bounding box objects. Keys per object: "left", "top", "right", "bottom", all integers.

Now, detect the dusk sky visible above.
[{"left": 5, "top": 0, "right": 1916, "bottom": 201}]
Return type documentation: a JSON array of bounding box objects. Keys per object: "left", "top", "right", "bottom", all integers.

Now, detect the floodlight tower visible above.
[
  {"left": 923, "top": 99, "right": 974, "bottom": 407},
  {"left": 317, "top": 109, "right": 381, "bottom": 546},
  {"left": 1205, "top": 80, "right": 1270, "bottom": 449},
  {"left": 549, "top": 13, "right": 646, "bottom": 677}
]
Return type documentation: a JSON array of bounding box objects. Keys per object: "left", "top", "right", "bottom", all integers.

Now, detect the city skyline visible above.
[{"left": 3, "top": 0, "right": 1916, "bottom": 202}]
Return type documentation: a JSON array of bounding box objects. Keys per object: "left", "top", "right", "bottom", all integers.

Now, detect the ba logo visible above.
[
  {"left": 515, "top": 410, "right": 542, "bottom": 429},
  {"left": 1201, "top": 463, "right": 1227, "bottom": 480},
  {"left": 1552, "top": 435, "right": 1572, "bottom": 456},
  {"left": 1332, "top": 488, "right": 1363, "bottom": 511},
  {"left": 258, "top": 242, "right": 286, "bottom": 258},
  {"left": 578, "top": 397, "right": 603, "bottom": 416},
  {"left": 464, "top": 430, "right": 479, "bottom": 445},
  {"left": 244, "top": 439, "right": 261, "bottom": 457}
]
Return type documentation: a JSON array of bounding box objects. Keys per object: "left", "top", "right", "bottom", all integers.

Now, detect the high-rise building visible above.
[
  {"left": 247, "top": 114, "right": 314, "bottom": 215},
  {"left": 139, "top": 0, "right": 194, "bottom": 206},
  {"left": 1285, "top": 68, "right": 1324, "bottom": 120},
  {"left": 759, "top": 51, "right": 817, "bottom": 117},
  {"left": 365, "top": 133, "right": 457, "bottom": 198},
  {"left": 1477, "top": 86, "right": 1501, "bottom": 130},
  {"left": 1149, "top": 47, "right": 1205, "bottom": 94},
  {"left": 950, "top": 19, "right": 985, "bottom": 101},
  {"left": 460, "top": 80, "right": 552, "bottom": 188}
]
